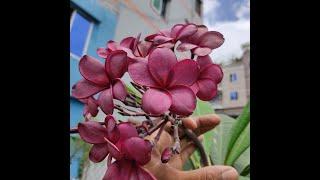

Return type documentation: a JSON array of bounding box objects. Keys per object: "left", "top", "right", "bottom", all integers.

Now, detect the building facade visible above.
[
  {"left": 212, "top": 44, "right": 250, "bottom": 117},
  {"left": 70, "top": 0, "right": 118, "bottom": 179}
]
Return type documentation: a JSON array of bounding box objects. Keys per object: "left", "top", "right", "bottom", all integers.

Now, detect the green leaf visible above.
[
  {"left": 225, "top": 123, "right": 250, "bottom": 165},
  {"left": 126, "top": 83, "right": 139, "bottom": 95},
  {"left": 234, "top": 147, "right": 250, "bottom": 175},
  {"left": 224, "top": 101, "right": 250, "bottom": 165},
  {"left": 239, "top": 176, "right": 250, "bottom": 180},
  {"left": 192, "top": 99, "right": 215, "bottom": 116},
  {"left": 189, "top": 99, "right": 215, "bottom": 167},
  {"left": 211, "top": 114, "right": 237, "bottom": 165},
  {"left": 240, "top": 164, "right": 250, "bottom": 176},
  {"left": 183, "top": 158, "right": 195, "bottom": 170}
]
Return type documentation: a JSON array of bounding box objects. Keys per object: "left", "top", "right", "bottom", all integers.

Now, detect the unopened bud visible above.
[{"left": 161, "top": 147, "right": 172, "bottom": 163}]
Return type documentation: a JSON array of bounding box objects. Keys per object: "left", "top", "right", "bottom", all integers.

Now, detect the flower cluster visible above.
[{"left": 71, "top": 22, "right": 224, "bottom": 180}]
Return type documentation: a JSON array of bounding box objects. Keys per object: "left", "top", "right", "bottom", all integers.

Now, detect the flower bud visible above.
[{"left": 161, "top": 147, "right": 172, "bottom": 163}]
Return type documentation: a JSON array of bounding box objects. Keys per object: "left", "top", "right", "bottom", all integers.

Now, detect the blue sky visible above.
[{"left": 203, "top": 0, "right": 250, "bottom": 64}]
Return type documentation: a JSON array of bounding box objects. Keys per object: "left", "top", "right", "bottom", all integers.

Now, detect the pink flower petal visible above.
[
  {"left": 120, "top": 37, "right": 135, "bottom": 49},
  {"left": 98, "top": 88, "right": 114, "bottom": 115},
  {"left": 105, "top": 137, "right": 123, "bottom": 160},
  {"left": 115, "top": 123, "right": 139, "bottom": 153},
  {"left": 117, "top": 122, "right": 139, "bottom": 141},
  {"left": 172, "top": 23, "right": 197, "bottom": 40},
  {"left": 198, "top": 31, "right": 224, "bottom": 49},
  {"left": 128, "top": 59, "right": 159, "bottom": 87},
  {"left": 192, "top": 47, "right": 212, "bottom": 56},
  {"left": 72, "top": 79, "right": 107, "bottom": 99},
  {"left": 107, "top": 40, "right": 118, "bottom": 51},
  {"left": 105, "top": 115, "right": 116, "bottom": 132},
  {"left": 168, "top": 59, "right": 199, "bottom": 87},
  {"left": 105, "top": 115, "right": 120, "bottom": 143},
  {"left": 176, "top": 42, "right": 198, "bottom": 52},
  {"left": 197, "top": 55, "right": 213, "bottom": 70},
  {"left": 105, "top": 50, "right": 128, "bottom": 79},
  {"left": 196, "top": 79, "right": 218, "bottom": 101},
  {"left": 157, "top": 42, "right": 175, "bottom": 48},
  {"left": 135, "top": 41, "right": 153, "bottom": 57},
  {"left": 133, "top": 33, "right": 141, "bottom": 52},
  {"left": 190, "top": 83, "right": 200, "bottom": 94},
  {"left": 104, "top": 159, "right": 156, "bottom": 180},
  {"left": 123, "top": 137, "right": 152, "bottom": 165},
  {"left": 153, "top": 35, "right": 173, "bottom": 45},
  {"left": 103, "top": 160, "right": 136, "bottom": 180},
  {"left": 142, "top": 88, "right": 172, "bottom": 115},
  {"left": 168, "top": 85, "right": 197, "bottom": 116},
  {"left": 161, "top": 147, "right": 172, "bottom": 163},
  {"left": 97, "top": 47, "right": 109, "bottom": 58},
  {"left": 187, "top": 25, "right": 208, "bottom": 44},
  {"left": 78, "top": 121, "right": 107, "bottom": 144},
  {"left": 159, "top": 28, "right": 171, "bottom": 37},
  {"left": 200, "top": 64, "right": 223, "bottom": 83},
  {"left": 170, "top": 24, "right": 183, "bottom": 38},
  {"left": 148, "top": 48, "right": 177, "bottom": 86},
  {"left": 83, "top": 97, "right": 99, "bottom": 117},
  {"left": 79, "top": 55, "right": 109, "bottom": 85},
  {"left": 103, "top": 161, "right": 121, "bottom": 180},
  {"left": 145, "top": 33, "right": 158, "bottom": 42},
  {"left": 89, "top": 144, "right": 109, "bottom": 163},
  {"left": 137, "top": 165, "right": 157, "bottom": 180},
  {"left": 112, "top": 79, "right": 127, "bottom": 101}
]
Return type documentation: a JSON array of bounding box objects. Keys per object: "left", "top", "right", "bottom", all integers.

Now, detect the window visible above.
[
  {"left": 230, "top": 73, "right": 237, "bottom": 82},
  {"left": 151, "top": 0, "right": 169, "bottom": 18},
  {"left": 230, "top": 91, "right": 238, "bottom": 100},
  {"left": 70, "top": 9, "right": 93, "bottom": 58},
  {"left": 195, "top": 0, "right": 202, "bottom": 16}
]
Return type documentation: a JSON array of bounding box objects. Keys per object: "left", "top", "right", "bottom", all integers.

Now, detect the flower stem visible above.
[
  {"left": 154, "top": 119, "right": 168, "bottom": 142},
  {"left": 130, "top": 82, "right": 147, "bottom": 94},
  {"left": 172, "top": 122, "right": 181, "bottom": 154},
  {"left": 143, "top": 117, "right": 166, "bottom": 137},
  {"left": 183, "top": 126, "right": 209, "bottom": 166}
]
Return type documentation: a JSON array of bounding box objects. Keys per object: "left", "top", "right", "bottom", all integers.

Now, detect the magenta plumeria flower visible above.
[
  {"left": 78, "top": 115, "right": 155, "bottom": 180},
  {"left": 128, "top": 47, "right": 199, "bottom": 116},
  {"left": 71, "top": 22, "right": 226, "bottom": 180},
  {"left": 177, "top": 25, "right": 224, "bottom": 56},
  {"left": 78, "top": 96, "right": 99, "bottom": 118},
  {"left": 145, "top": 23, "right": 198, "bottom": 48},
  {"left": 71, "top": 52, "right": 128, "bottom": 114},
  {"left": 190, "top": 55, "right": 223, "bottom": 101},
  {"left": 78, "top": 115, "right": 120, "bottom": 162}
]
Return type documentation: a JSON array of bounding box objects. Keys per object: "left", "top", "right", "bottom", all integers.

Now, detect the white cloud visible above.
[
  {"left": 203, "top": 0, "right": 220, "bottom": 25},
  {"left": 203, "top": 0, "right": 250, "bottom": 64},
  {"left": 235, "top": 1, "right": 250, "bottom": 20},
  {"left": 208, "top": 19, "right": 250, "bottom": 64}
]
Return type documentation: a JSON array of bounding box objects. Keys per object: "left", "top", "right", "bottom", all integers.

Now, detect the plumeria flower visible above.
[
  {"left": 78, "top": 115, "right": 120, "bottom": 162},
  {"left": 177, "top": 25, "right": 225, "bottom": 56},
  {"left": 145, "top": 23, "right": 198, "bottom": 48},
  {"left": 71, "top": 52, "right": 128, "bottom": 114},
  {"left": 121, "top": 33, "right": 154, "bottom": 58},
  {"left": 97, "top": 34, "right": 151, "bottom": 61},
  {"left": 78, "top": 96, "right": 99, "bottom": 118},
  {"left": 191, "top": 55, "right": 223, "bottom": 101},
  {"left": 128, "top": 47, "right": 199, "bottom": 116},
  {"left": 78, "top": 115, "right": 155, "bottom": 180}
]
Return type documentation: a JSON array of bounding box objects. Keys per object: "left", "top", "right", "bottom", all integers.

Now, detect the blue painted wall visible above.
[
  {"left": 70, "top": 0, "right": 118, "bottom": 178},
  {"left": 70, "top": 0, "right": 117, "bottom": 126}
]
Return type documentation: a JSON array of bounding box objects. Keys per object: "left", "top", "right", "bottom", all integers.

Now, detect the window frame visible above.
[
  {"left": 230, "top": 73, "right": 237, "bottom": 82},
  {"left": 151, "top": 0, "right": 164, "bottom": 15},
  {"left": 70, "top": 9, "right": 94, "bottom": 61},
  {"left": 230, "top": 91, "right": 238, "bottom": 101}
]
